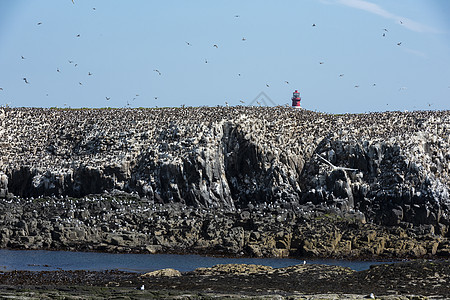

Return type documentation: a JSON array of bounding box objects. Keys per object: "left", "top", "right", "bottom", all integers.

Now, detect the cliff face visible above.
[{"left": 0, "top": 107, "right": 449, "bottom": 228}]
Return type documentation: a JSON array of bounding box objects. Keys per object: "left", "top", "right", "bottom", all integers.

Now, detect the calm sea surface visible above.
[{"left": 0, "top": 249, "right": 395, "bottom": 273}]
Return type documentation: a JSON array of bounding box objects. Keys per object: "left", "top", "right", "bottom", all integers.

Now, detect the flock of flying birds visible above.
[{"left": 0, "top": 1, "right": 445, "bottom": 108}]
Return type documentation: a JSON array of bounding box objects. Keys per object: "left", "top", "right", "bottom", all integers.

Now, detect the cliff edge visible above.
[{"left": 0, "top": 107, "right": 449, "bottom": 257}]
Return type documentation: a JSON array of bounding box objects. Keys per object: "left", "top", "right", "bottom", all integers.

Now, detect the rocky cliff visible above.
[{"left": 0, "top": 107, "right": 449, "bottom": 257}]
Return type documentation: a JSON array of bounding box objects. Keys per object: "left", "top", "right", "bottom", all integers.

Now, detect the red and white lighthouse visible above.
[{"left": 291, "top": 90, "right": 301, "bottom": 108}]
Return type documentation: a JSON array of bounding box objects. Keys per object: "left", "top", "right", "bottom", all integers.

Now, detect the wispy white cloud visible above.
[
  {"left": 402, "top": 47, "right": 428, "bottom": 59},
  {"left": 335, "top": 0, "right": 438, "bottom": 33}
]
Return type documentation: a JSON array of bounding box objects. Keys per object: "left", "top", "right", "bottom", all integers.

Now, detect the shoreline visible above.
[
  {"left": 1, "top": 195, "right": 449, "bottom": 261},
  {"left": 0, "top": 260, "right": 449, "bottom": 299}
]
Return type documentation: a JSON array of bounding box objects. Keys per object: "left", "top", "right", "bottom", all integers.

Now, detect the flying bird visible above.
[
  {"left": 383, "top": 28, "right": 388, "bottom": 32},
  {"left": 105, "top": 97, "right": 110, "bottom": 100},
  {"left": 266, "top": 84, "right": 269, "bottom": 87},
  {"left": 319, "top": 62, "right": 324, "bottom": 64},
  {"left": 382, "top": 33, "right": 386, "bottom": 37},
  {"left": 285, "top": 81, "right": 289, "bottom": 84},
  {"left": 153, "top": 69, "right": 161, "bottom": 75},
  {"left": 354, "top": 85, "right": 359, "bottom": 88},
  {"left": 213, "top": 44, "right": 218, "bottom": 48},
  {"left": 68, "top": 60, "right": 74, "bottom": 64},
  {"left": 0, "top": 88, "right": 3, "bottom": 91},
  {"left": 72, "top": 0, "right": 74, "bottom": 3},
  {"left": 339, "top": 74, "right": 344, "bottom": 77},
  {"left": 21, "top": 56, "right": 25, "bottom": 59},
  {"left": 57, "top": 68, "right": 60, "bottom": 73},
  {"left": 88, "top": 72, "right": 93, "bottom": 76},
  {"left": 312, "top": 24, "right": 316, "bottom": 27},
  {"left": 37, "top": 22, "right": 42, "bottom": 25},
  {"left": 23, "top": 78, "right": 29, "bottom": 84},
  {"left": 79, "top": 82, "right": 82, "bottom": 85},
  {"left": 185, "top": 41, "right": 191, "bottom": 46},
  {"left": 239, "top": 100, "right": 245, "bottom": 104},
  {"left": 234, "top": 15, "right": 240, "bottom": 18},
  {"left": 154, "top": 96, "right": 158, "bottom": 100},
  {"left": 76, "top": 34, "right": 80, "bottom": 38},
  {"left": 397, "top": 42, "right": 402, "bottom": 46},
  {"left": 242, "top": 37, "right": 246, "bottom": 41},
  {"left": 205, "top": 59, "right": 208, "bottom": 63}
]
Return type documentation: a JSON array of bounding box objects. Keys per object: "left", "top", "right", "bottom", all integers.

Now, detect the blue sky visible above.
[{"left": 0, "top": 0, "right": 449, "bottom": 113}]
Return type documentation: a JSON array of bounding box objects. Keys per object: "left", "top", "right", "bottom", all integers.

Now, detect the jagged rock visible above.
[
  {"left": 141, "top": 268, "right": 181, "bottom": 277},
  {"left": 192, "top": 264, "right": 273, "bottom": 275},
  {"left": 0, "top": 107, "right": 450, "bottom": 258},
  {"left": 1, "top": 107, "right": 448, "bottom": 219}
]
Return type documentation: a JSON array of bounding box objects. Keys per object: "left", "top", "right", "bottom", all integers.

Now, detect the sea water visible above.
[{"left": 0, "top": 249, "right": 393, "bottom": 273}]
